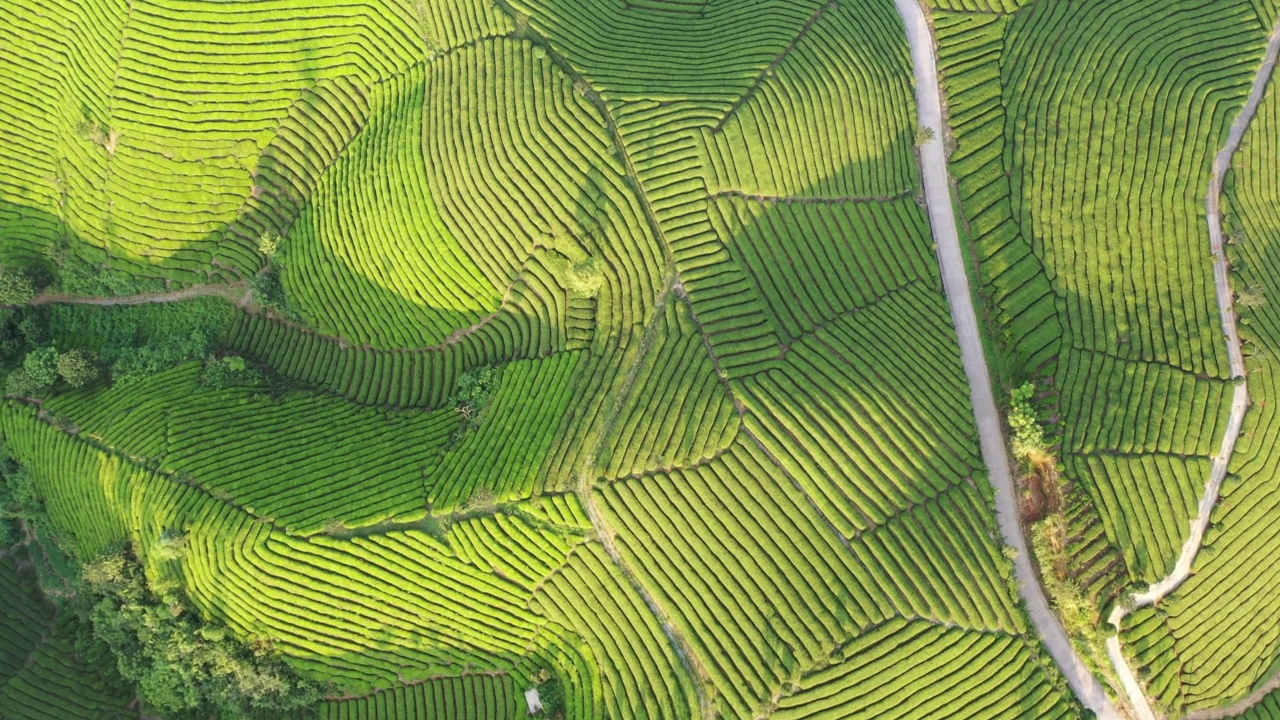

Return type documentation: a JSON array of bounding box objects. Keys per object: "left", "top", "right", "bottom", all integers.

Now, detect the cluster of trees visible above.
[
  {"left": 0, "top": 267, "right": 239, "bottom": 397},
  {"left": 1, "top": 447, "right": 321, "bottom": 719},
  {"left": 1008, "top": 382, "right": 1048, "bottom": 463},
  {"left": 450, "top": 364, "right": 499, "bottom": 435},
  {"left": 530, "top": 667, "right": 566, "bottom": 719},
  {"left": 251, "top": 231, "right": 298, "bottom": 319},
  {"left": 81, "top": 549, "right": 322, "bottom": 719},
  {"left": 0, "top": 273, "right": 102, "bottom": 396}
]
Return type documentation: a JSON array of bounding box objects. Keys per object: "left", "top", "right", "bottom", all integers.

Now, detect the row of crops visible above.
[
  {"left": 281, "top": 65, "right": 503, "bottom": 351},
  {"left": 739, "top": 284, "right": 983, "bottom": 536},
  {"left": 595, "top": 302, "right": 739, "bottom": 480},
  {"left": 598, "top": 437, "right": 1034, "bottom": 718},
  {"left": 0, "top": 0, "right": 1127, "bottom": 717},
  {"left": 0, "top": 387, "right": 736, "bottom": 718},
  {"left": 0, "top": 546, "right": 132, "bottom": 718},
  {"left": 707, "top": 195, "right": 936, "bottom": 345},
  {"left": 1225, "top": 690, "right": 1280, "bottom": 720},
  {"left": 0, "top": 0, "right": 434, "bottom": 284},
  {"left": 313, "top": 675, "right": 528, "bottom": 720},
  {"left": 772, "top": 619, "right": 1077, "bottom": 719},
  {"left": 41, "top": 362, "right": 458, "bottom": 534},
  {"left": 699, "top": 0, "right": 917, "bottom": 200},
  {"left": 426, "top": 353, "right": 583, "bottom": 511},
  {"left": 927, "top": 0, "right": 1276, "bottom": 644},
  {"left": 1122, "top": 58, "right": 1280, "bottom": 715}
]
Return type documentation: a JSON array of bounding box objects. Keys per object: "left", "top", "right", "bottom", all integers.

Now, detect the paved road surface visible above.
[{"left": 893, "top": 1, "right": 1121, "bottom": 717}]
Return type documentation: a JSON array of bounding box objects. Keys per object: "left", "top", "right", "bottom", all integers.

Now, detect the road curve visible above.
[
  {"left": 1106, "top": 16, "right": 1280, "bottom": 718},
  {"left": 893, "top": 1, "right": 1121, "bottom": 717}
]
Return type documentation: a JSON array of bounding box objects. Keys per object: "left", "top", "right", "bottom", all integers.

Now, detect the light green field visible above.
[{"left": 3, "top": 0, "right": 1278, "bottom": 718}]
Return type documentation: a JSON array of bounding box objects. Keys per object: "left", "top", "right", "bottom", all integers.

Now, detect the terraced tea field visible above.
[
  {"left": 926, "top": 0, "right": 1280, "bottom": 717},
  {"left": 0, "top": 0, "right": 1278, "bottom": 718}
]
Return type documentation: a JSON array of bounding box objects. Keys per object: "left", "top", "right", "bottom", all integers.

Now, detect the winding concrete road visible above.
[
  {"left": 1106, "top": 17, "right": 1280, "bottom": 719},
  {"left": 893, "top": 1, "right": 1120, "bottom": 717}
]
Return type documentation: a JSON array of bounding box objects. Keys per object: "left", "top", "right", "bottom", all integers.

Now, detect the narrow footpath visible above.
[
  {"left": 892, "top": 1, "right": 1121, "bottom": 717},
  {"left": 1106, "top": 16, "right": 1280, "bottom": 719},
  {"left": 27, "top": 283, "right": 248, "bottom": 307}
]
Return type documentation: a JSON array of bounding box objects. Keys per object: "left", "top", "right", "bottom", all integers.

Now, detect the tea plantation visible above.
[
  {"left": 928, "top": 0, "right": 1280, "bottom": 717},
  {"left": 0, "top": 0, "right": 1277, "bottom": 719}
]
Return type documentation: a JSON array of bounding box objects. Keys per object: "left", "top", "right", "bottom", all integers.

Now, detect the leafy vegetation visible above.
[
  {"left": 1008, "top": 383, "right": 1046, "bottom": 463},
  {"left": 928, "top": 0, "right": 1278, "bottom": 713},
  {"left": 9, "top": 0, "right": 1273, "bottom": 717},
  {"left": 450, "top": 364, "right": 499, "bottom": 427},
  {"left": 82, "top": 550, "right": 321, "bottom": 719},
  {"left": 0, "top": 268, "right": 36, "bottom": 305}
]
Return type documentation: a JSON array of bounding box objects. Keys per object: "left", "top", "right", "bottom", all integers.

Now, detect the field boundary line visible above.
[
  {"left": 1106, "top": 14, "right": 1280, "bottom": 720},
  {"left": 893, "top": 0, "right": 1120, "bottom": 716},
  {"left": 491, "top": 1, "right": 716, "bottom": 712}
]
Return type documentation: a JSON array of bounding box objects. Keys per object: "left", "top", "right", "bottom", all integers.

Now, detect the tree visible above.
[
  {"left": 257, "top": 231, "right": 283, "bottom": 261},
  {"left": 6, "top": 346, "right": 58, "bottom": 396},
  {"left": 0, "top": 268, "right": 36, "bottom": 306},
  {"left": 914, "top": 125, "right": 936, "bottom": 147},
  {"left": 451, "top": 365, "right": 498, "bottom": 432},
  {"left": 1008, "top": 382, "right": 1047, "bottom": 462},
  {"left": 201, "top": 354, "right": 260, "bottom": 390},
  {"left": 56, "top": 350, "right": 99, "bottom": 388}
]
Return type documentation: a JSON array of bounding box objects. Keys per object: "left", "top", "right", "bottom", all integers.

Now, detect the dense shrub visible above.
[
  {"left": 46, "top": 299, "right": 234, "bottom": 384},
  {"left": 200, "top": 354, "right": 261, "bottom": 389},
  {"left": 82, "top": 550, "right": 321, "bottom": 720},
  {"left": 451, "top": 364, "right": 498, "bottom": 429},
  {"left": 5, "top": 346, "right": 58, "bottom": 396},
  {"left": 0, "top": 268, "right": 36, "bottom": 305},
  {"left": 55, "top": 350, "right": 98, "bottom": 388},
  {"left": 1009, "top": 382, "right": 1047, "bottom": 462}
]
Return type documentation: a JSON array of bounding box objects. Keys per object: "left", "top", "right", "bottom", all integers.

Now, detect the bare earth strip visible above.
[
  {"left": 1106, "top": 16, "right": 1280, "bottom": 720},
  {"left": 893, "top": 0, "right": 1121, "bottom": 716},
  {"left": 25, "top": 283, "right": 248, "bottom": 307}
]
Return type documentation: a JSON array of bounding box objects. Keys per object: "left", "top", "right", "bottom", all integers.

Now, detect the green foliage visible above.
[
  {"left": 55, "top": 349, "right": 98, "bottom": 388},
  {"left": 0, "top": 458, "right": 42, "bottom": 547},
  {"left": 0, "top": 268, "right": 36, "bottom": 305},
  {"left": 559, "top": 256, "right": 603, "bottom": 299},
  {"left": 532, "top": 667, "right": 566, "bottom": 720},
  {"left": 57, "top": 260, "right": 166, "bottom": 297},
  {"left": 6, "top": 346, "right": 58, "bottom": 396},
  {"left": 1008, "top": 382, "right": 1047, "bottom": 461},
  {"left": 82, "top": 549, "right": 321, "bottom": 720},
  {"left": 150, "top": 529, "right": 190, "bottom": 562},
  {"left": 45, "top": 298, "right": 235, "bottom": 385},
  {"left": 450, "top": 364, "right": 498, "bottom": 429},
  {"left": 257, "top": 231, "right": 283, "bottom": 261},
  {"left": 1030, "top": 516, "right": 1107, "bottom": 670},
  {"left": 914, "top": 124, "right": 936, "bottom": 147},
  {"left": 249, "top": 268, "right": 297, "bottom": 319},
  {"left": 200, "top": 354, "right": 261, "bottom": 390}
]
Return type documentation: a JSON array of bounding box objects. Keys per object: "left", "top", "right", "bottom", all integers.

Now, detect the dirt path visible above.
[
  {"left": 893, "top": 1, "right": 1120, "bottom": 716},
  {"left": 1105, "top": 17, "right": 1280, "bottom": 719},
  {"left": 28, "top": 283, "right": 248, "bottom": 307}
]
